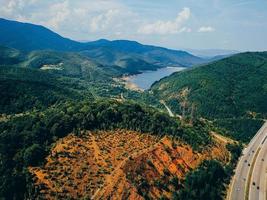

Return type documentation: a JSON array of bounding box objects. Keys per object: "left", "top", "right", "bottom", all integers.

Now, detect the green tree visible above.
[{"left": 23, "top": 144, "right": 45, "bottom": 166}]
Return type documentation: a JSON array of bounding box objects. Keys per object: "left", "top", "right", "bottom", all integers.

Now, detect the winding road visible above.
[
  {"left": 228, "top": 121, "right": 267, "bottom": 200},
  {"left": 160, "top": 100, "right": 175, "bottom": 117}
]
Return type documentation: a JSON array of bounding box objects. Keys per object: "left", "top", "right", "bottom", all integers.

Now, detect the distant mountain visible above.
[
  {"left": 0, "top": 18, "right": 82, "bottom": 51},
  {"left": 82, "top": 39, "right": 205, "bottom": 68},
  {"left": 0, "top": 18, "right": 207, "bottom": 72},
  {"left": 151, "top": 52, "right": 267, "bottom": 142},
  {"left": 185, "top": 48, "right": 239, "bottom": 58}
]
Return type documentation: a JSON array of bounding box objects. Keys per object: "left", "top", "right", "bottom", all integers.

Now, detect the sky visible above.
[{"left": 0, "top": 0, "right": 267, "bottom": 51}]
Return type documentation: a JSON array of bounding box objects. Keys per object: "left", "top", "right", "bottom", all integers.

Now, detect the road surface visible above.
[
  {"left": 160, "top": 100, "right": 174, "bottom": 117},
  {"left": 228, "top": 121, "right": 267, "bottom": 200}
]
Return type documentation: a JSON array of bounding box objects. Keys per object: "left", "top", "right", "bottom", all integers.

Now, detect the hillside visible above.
[
  {"left": 29, "top": 130, "right": 229, "bottom": 199},
  {"left": 0, "top": 45, "right": 120, "bottom": 79},
  {"left": 0, "top": 46, "right": 116, "bottom": 114},
  {"left": 151, "top": 52, "right": 267, "bottom": 142},
  {"left": 0, "top": 18, "right": 207, "bottom": 73},
  {"left": 0, "top": 66, "right": 92, "bottom": 114}
]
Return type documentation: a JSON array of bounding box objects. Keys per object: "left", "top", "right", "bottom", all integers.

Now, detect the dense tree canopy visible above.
[
  {"left": 174, "top": 160, "right": 227, "bottom": 200},
  {"left": 151, "top": 52, "right": 267, "bottom": 141}
]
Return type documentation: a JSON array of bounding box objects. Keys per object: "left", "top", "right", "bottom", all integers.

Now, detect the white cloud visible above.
[
  {"left": 198, "top": 26, "right": 215, "bottom": 32},
  {"left": 0, "top": 0, "right": 38, "bottom": 16},
  {"left": 89, "top": 9, "right": 120, "bottom": 32},
  {"left": 44, "top": 1, "right": 70, "bottom": 29},
  {"left": 138, "top": 7, "right": 191, "bottom": 35},
  {"left": 179, "top": 27, "right": 192, "bottom": 33},
  {"left": 0, "top": 0, "right": 137, "bottom": 38},
  {"left": 10, "top": 0, "right": 71, "bottom": 31},
  {"left": 0, "top": 1, "right": 191, "bottom": 39}
]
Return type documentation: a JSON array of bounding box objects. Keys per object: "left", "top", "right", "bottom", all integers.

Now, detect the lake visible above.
[{"left": 125, "top": 67, "right": 185, "bottom": 90}]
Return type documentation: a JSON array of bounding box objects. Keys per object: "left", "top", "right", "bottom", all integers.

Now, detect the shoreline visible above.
[
  {"left": 120, "top": 76, "right": 144, "bottom": 92},
  {"left": 117, "top": 66, "right": 185, "bottom": 92}
]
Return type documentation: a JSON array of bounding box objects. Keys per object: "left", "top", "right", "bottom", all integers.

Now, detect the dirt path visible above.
[
  {"left": 90, "top": 134, "right": 101, "bottom": 161},
  {"left": 212, "top": 131, "right": 235, "bottom": 144}
]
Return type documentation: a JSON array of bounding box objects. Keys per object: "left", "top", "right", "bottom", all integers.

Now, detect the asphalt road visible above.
[{"left": 229, "top": 121, "right": 267, "bottom": 200}]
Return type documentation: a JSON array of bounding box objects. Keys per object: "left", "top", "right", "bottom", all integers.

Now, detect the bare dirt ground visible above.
[
  {"left": 29, "top": 129, "right": 230, "bottom": 199},
  {"left": 211, "top": 131, "right": 235, "bottom": 144}
]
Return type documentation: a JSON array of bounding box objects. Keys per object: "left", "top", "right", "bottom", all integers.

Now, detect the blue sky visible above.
[{"left": 0, "top": 0, "right": 267, "bottom": 51}]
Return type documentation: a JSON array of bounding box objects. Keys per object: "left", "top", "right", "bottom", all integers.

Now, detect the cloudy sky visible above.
[{"left": 1, "top": 0, "right": 267, "bottom": 51}]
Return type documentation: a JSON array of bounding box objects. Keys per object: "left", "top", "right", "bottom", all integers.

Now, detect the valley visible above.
[{"left": 0, "top": 10, "right": 266, "bottom": 200}]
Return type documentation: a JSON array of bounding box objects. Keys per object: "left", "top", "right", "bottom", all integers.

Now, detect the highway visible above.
[{"left": 229, "top": 121, "right": 267, "bottom": 200}]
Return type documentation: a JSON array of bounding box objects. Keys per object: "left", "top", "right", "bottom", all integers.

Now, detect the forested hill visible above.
[
  {"left": 151, "top": 52, "right": 267, "bottom": 141},
  {"left": 0, "top": 49, "right": 116, "bottom": 114},
  {"left": 80, "top": 39, "right": 205, "bottom": 67},
  {"left": 0, "top": 45, "right": 120, "bottom": 78},
  {"left": 0, "top": 18, "right": 207, "bottom": 70}
]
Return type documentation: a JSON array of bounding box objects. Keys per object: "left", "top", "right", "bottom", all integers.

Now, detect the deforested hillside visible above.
[{"left": 29, "top": 130, "right": 230, "bottom": 199}]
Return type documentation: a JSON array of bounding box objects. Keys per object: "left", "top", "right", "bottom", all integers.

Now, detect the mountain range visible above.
[{"left": 0, "top": 18, "right": 212, "bottom": 73}]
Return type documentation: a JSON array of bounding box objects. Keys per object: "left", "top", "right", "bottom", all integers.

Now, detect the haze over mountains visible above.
[{"left": 184, "top": 48, "right": 239, "bottom": 58}]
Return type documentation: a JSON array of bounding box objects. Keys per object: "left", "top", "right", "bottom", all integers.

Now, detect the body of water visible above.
[{"left": 126, "top": 67, "right": 185, "bottom": 90}]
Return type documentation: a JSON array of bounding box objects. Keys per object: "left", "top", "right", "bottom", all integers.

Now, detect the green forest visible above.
[
  {"left": 0, "top": 44, "right": 266, "bottom": 199},
  {"left": 151, "top": 52, "right": 267, "bottom": 141}
]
